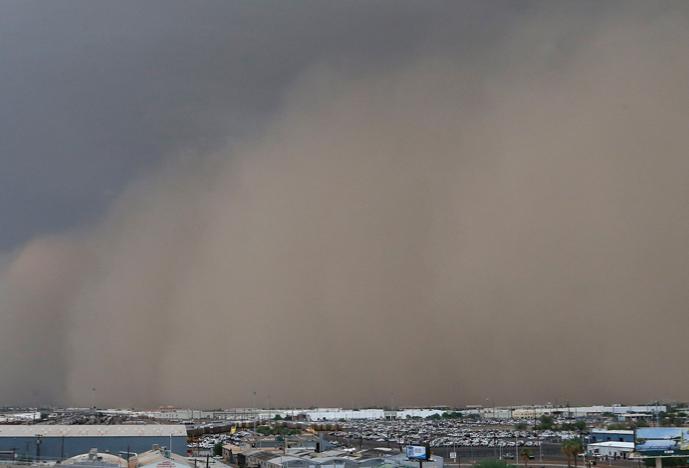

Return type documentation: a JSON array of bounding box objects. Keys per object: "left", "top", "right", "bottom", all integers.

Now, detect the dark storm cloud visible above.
[
  {"left": 1, "top": 1, "right": 689, "bottom": 408},
  {"left": 0, "top": 0, "right": 518, "bottom": 249}
]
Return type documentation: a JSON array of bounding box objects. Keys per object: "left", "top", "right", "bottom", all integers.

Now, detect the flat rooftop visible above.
[
  {"left": 0, "top": 425, "right": 187, "bottom": 437},
  {"left": 588, "top": 442, "right": 634, "bottom": 449},
  {"left": 590, "top": 429, "right": 634, "bottom": 434}
]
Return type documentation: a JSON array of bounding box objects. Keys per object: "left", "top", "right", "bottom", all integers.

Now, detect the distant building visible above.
[
  {"left": 304, "top": 410, "right": 386, "bottom": 421},
  {"left": 510, "top": 406, "right": 665, "bottom": 419}
]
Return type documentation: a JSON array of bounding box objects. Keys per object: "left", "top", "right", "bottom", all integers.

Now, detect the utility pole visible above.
[
  {"left": 539, "top": 441, "right": 542, "bottom": 462},
  {"left": 515, "top": 434, "right": 519, "bottom": 465},
  {"left": 253, "top": 391, "right": 257, "bottom": 435}
]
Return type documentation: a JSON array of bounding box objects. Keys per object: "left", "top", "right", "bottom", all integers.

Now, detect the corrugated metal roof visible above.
[
  {"left": 591, "top": 429, "right": 635, "bottom": 435},
  {"left": 63, "top": 452, "right": 128, "bottom": 467},
  {"left": 0, "top": 425, "right": 187, "bottom": 437},
  {"left": 266, "top": 456, "right": 305, "bottom": 463},
  {"left": 588, "top": 442, "right": 634, "bottom": 449}
]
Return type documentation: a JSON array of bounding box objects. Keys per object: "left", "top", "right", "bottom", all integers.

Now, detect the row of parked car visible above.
[
  {"left": 188, "top": 430, "right": 255, "bottom": 450},
  {"left": 329, "top": 419, "right": 579, "bottom": 448}
]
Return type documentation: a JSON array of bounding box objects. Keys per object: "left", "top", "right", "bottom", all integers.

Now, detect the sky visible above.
[{"left": 1, "top": 0, "right": 688, "bottom": 409}]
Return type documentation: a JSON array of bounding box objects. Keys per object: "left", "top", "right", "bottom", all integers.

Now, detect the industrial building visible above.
[
  {"left": 588, "top": 430, "right": 634, "bottom": 444},
  {"left": 0, "top": 425, "right": 188, "bottom": 460},
  {"left": 586, "top": 442, "right": 634, "bottom": 459},
  {"left": 510, "top": 405, "right": 666, "bottom": 419},
  {"left": 233, "top": 447, "right": 443, "bottom": 468},
  {"left": 585, "top": 430, "right": 635, "bottom": 460}
]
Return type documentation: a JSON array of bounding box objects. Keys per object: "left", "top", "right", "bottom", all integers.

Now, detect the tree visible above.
[
  {"left": 561, "top": 439, "right": 583, "bottom": 468},
  {"left": 515, "top": 423, "right": 528, "bottom": 431},
  {"left": 256, "top": 426, "right": 272, "bottom": 436},
  {"left": 606, "top": 423, "right": 628, "bottom": 430},
  {"left": 474, "top": 459, "right": 515, "bottom": 468},
  {"left": 660, "top": 411, "right": 682, "bottom": 427},
  {"left": 213, "top": 443, "right": 223, "bottom": 457},
  {"left": 535, "top": 415, "right": 554, "bottom": 430}
]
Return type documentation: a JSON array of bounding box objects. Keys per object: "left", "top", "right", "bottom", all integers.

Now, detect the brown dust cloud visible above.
[{"left": 1, "top": 1, "right": 689, "bottom": 408}]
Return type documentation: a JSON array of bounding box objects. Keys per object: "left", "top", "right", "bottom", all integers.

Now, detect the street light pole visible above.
[
  {"left": 539, "top": 441, "right": 542, "bottom": 462},
  {"left": 515, "top": 434, "right": 519, "bottom": 465},
  {"left": 253, "top": 391, "right": 257, "bottom": 435}
]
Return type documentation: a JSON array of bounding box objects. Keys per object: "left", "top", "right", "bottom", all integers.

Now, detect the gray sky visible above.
[{"left": 1, "top": 1, "right": 689, "bottom": 408}]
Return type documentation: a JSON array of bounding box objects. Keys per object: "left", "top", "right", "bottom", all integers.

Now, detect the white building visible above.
[
  {"left": 511, "top": 405, "right": 666, "bottom": 419},
  {"left": 304, "top": 409, "right": 385, "bottom": 421},
  {"left": 586, "top": 442, "right": 634, "bottom": 459}
]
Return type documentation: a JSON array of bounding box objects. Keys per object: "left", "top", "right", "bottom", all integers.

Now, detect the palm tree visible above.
[
  {"left": 562, "top": 441, "right": 573, "bottom": 468},
  {"left": 571, "top": 439, "right": 583, "bottom": 468},
  {"left": 562, "top": 439, "right": 584, "bottom": 468},
  {"left": 520, "top": 448, "right": 531, "bottom": 468}
]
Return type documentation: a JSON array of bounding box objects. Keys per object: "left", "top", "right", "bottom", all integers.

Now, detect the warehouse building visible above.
[
  {"left": 236, "top": 446, "right": 444, "bottom": 468},
  {"left": 588, "top": 430, "right": 634, "bottom": 444},
  {"left": 263, "top": 452, "right": 444, "bottom": 468},
  {"left": 0, "top": 425, "right": 187, "bottom": 460},
  {"left": 586, "top": 441, "right": 634, "bottom": 459}
]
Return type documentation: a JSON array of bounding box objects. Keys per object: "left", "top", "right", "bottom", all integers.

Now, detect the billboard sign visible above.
[
  {"left": 406, "top": 446, "right": 429, "bottom": 461},
  {"left": 635, "top": 428, "right": 689, "bottom": 457}
]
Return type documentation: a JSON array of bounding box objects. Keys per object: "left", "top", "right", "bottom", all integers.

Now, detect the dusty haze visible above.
[{"left": 1, "top": 1, "right": 689, "bottom": 408}]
